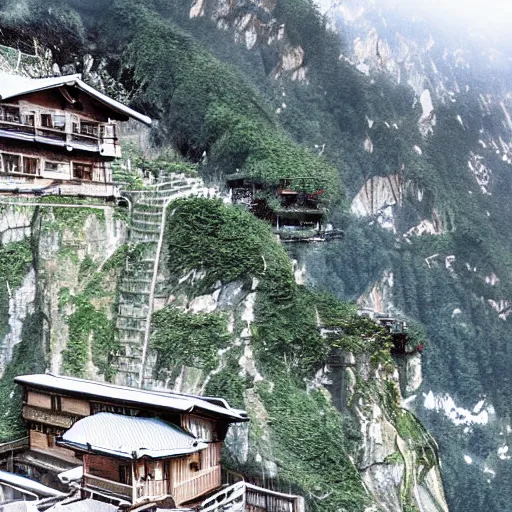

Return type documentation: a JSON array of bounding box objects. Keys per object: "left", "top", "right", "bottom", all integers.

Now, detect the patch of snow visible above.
[
  {"left": 498, "top": 446, "right": 510, "bottom": 460},
  {"left": 501, "top": 102, "right": 512, "bottom": 132},
  {"left": 445, "top": 255, "right": 456, "bottom": 272},
  {"left": 464, "top": 455, "right": 473, "bottom": 465},
  {"left": 485, "top": 274, "right": 500, "bottom": 286},
  {"left": 484, "top": 466, "right": 496, "bottom": 477},
  {"left": 357, "top": 63, "right": 370, "bottom": 76},
  {"left": 423, "top": 391, "right": 493, "bottom": 427},
  {"left": 414, "top": 145, "right": 423, "bottom": 155},
  {"left": 420, "top": 89, "right": 434, "bottom": 119},
  {"left": 473, "top": 399, "right": 485, "bottom": 414}
]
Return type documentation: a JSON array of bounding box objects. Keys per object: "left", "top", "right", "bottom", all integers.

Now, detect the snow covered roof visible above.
[
  {"left": 0, "top": 73, "right": 152, "bottom": 126},
  {"left": 15, "top": 374, "right": 248, "bottom": 422},
  {"left": 0, "top": 470, "right": 66, "bottom": 498},
  {"left": 47, "top": 499, "right": 118, "bottom": 512},
  {"left": 58, "top": 413, "right": 206, "bottom": 460},
  {"left": 58, "top": 466, "right": 83, "bottom": 485}
]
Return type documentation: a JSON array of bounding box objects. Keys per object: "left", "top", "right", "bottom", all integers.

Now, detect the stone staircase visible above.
[{"left": 114, "top": 173, "right": 211, "bottom": 388}]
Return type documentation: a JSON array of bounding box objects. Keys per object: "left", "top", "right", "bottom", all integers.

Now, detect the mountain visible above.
[{"left": 0, "top": 0, "right": 511, "bottom": 510}]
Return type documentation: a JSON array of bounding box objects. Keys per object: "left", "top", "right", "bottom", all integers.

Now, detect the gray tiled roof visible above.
[
  {"left": 15, "top": 374, "right": 247, "bottom": 422},
  {"left": 59, "top": 413, "right": 207, "bottom": 459}
]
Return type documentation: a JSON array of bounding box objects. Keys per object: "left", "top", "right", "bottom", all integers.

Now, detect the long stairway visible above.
[{"left": 114, "top": 173, "right": 210, "bottom": 388}]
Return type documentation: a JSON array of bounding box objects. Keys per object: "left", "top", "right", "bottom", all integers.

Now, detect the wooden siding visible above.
[
  {"left": 201, "top": 443, "right": 221, "bottom": 469},
  {"left": 182, "top": 415, "right": 216, "bottom": 442},
  {"left": 61, "top": 397, "right": 90, "bottom": 417},
  {"left": 85, "top": 454, "right": 123, "bottom": 482},
  {"left": 22, "top": 405, "right": 74, "bottom": 429},
  {"left": 26, "top": 391, "right": 51, "bottom": 409},
  {"left": 29, "top": 430, "right": 48, "bottom": 451},
  {"left": 29, "top": 430, "right": 76, "bottom": 460},
  {"left": 17, "top": 90, "right": 120, "bottom": 124}
]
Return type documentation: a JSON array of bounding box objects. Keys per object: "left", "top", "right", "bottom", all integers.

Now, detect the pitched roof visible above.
[
  {"left": 0, "top": 470, "right": 66, "bottom": 498},
  {"left": 47, "top": 499, "right": 118, "bottom": 512},
  {"left": 0, "top": 73, "right": 151, "bottom": 126},
  {"left": 58, "top": 413, "right": 206, "bottom": 459},
  {"left": 15, "top": 374, "right": 248, "bottom": 422}
]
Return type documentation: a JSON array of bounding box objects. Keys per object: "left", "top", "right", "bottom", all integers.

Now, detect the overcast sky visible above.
[
  {"left": 318, "top": 0, "right": 512, "bottom": 34},
  {"left": 408, "top": 0, "right": 512, "bottom": 28}
]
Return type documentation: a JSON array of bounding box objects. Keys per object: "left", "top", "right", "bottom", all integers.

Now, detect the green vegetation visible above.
[
  {"left": 166, "top": 198, "right": 289, "bottom": 290},
  {"left": 0, "top": 240, "right": 33, "bottom": 340},
  {"left": 151, "top": 307, "right": 231, "bottom": 375},
  {"left": 95, "top": 0, "right": 341, "bottom": 205},
  {"left": 39, "top": 197, "right": 105, "bottom": 233},
  {"left": 258, "top": 373, "right": 369, "bottom": 511},
  {"left": 61, "top": 254, "right": 122, "bottom": 380}
]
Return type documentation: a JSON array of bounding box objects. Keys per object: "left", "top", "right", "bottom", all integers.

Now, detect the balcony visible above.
[
  {"left": 0, "top": 118, "right": 118, "bottom": 156},
  {"left": 173, "top": 465, "right": 221, "bottom": 506},
  {"left": 83, "top": 473, "right": 135, "bottom": 501}
]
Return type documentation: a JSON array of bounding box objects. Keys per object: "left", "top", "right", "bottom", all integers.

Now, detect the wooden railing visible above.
[
  {"left": 201, "top": 481, "right": 245, "bottom": 512},
  {"left": 245, "top": 483, "right": 305, "bottom": 512},
  {"left": 0, "top": 437, "right": 28, "bottom": 456},
  {"left": 83, "top": 473, "right": 134, "bottom": 500},
  {"left": 200, "top": 481, "right": 304, "bottom": 512},
  {"left": 0, "top": 119, "right": 103, "bottom": 150},
  {"left": 138, "top": 479, "right": 169, "bottom": 498},
  {"left": 173, "top": 465, "right": 221, "bottom": 506}
]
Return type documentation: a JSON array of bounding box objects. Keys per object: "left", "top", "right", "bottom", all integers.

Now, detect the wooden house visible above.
[
  {"left": 0, "top": 73, "right": 151, "bottom": 198},
  {"left": 14, "top": 374, "right": 248, "bottom": 507},
  {"left": 226, "top": 175, "right": 343, "bottom": 243}
]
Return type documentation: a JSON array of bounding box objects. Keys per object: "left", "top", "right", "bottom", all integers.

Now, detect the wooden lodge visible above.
[
  {"left": 0, "top": 73, "right": 151, "bottom": 199},
  {"left": 227, "top": 175, "right": 343, "bottom": 244},
  {"left": 376, "top": 315, "right": 423, "bottom": 356},
  {"left": 12, "top": 374, "right": 248, "bottom": 508}
]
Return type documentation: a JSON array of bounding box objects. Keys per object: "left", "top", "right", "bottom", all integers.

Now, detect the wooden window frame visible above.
[
  {"left": 72, "top": 162, "right": 93, "bottom": 182},
  {"left": 51, "top": 395, "right": 62, "bottom": 412}
]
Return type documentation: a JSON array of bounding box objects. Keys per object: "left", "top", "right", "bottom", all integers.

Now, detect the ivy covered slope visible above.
[
  {"left": 148, "top": 197, "right": 447, "bottom": 512},
  {"left": 0, "top": 201, "right": 127, "bottom": 440}
]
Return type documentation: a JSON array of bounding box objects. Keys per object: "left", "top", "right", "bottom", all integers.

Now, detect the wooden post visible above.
[{"left": 131, "top": 461, "right": 137, "bottom": 504}]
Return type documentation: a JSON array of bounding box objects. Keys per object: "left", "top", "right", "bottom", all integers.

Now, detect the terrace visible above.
[{"left": 0, "top": 104, "right": 119, "bottom": 156}]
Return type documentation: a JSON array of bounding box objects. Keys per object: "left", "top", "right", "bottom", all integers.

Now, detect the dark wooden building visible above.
[
  {"left": 14, "top": 374, "right": 248, "bottom": 507},
  {"left": 0, "top": 73, "right": 151, "bottom": 198}
]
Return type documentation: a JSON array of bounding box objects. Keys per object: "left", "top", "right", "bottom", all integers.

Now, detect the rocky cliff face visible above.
[{"left": 189, "top": 0, "right": 308, "bottom": 81}]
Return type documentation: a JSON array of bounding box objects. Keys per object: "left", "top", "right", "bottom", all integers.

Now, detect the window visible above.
[
  {"left": 51, "top": 395, "right": 61, "bottom": 412},
  {"left": 73, "top": 163, "right": 93, "bottom": 181},
  {"left": 101, "top": 124, "right": 116, "bottom": 140},
  {"left": 119, "top": 466, "right": 132, "bottom": 485},
  {"left": 22, "top": 114, "right": 35, "bottom": 126},
  {"left": 81, "top": 122, "right": 99, "bottom": 137},
  {"left": 23, "top": 157, "right": 39, "bottom": 175},
  {"left": 1, "top": 153, "right": 20, "bottom": 173},
  {"left": 0, "top": 106, "right": 20, "bottom": 123},
  {"left": 41, "top": 114, "right": 52, "bottom": 128},
  {"left": 44, "top": 161, "right": 68, "bottom": 175},
  {"left": 53, "top": 114, "right": 66, "bottom": 131}
]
